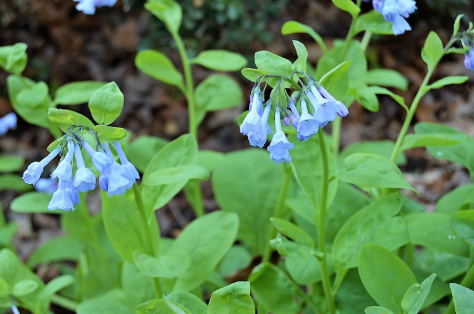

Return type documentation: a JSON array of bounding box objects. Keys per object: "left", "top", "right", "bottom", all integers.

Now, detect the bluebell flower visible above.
[
  {"left": 464, "top": 49, "right": 474, "bottom": 71},
  {"left": 317, "top": 85, "right": 349, "bottom": 118},
  {"left": 73, "top": 144, "right": 96, "bottom": 192},
  {"left": 11, "top": 303, "right": 20, "bottom": 314},
  {"left": 82, "top": 141, "right": 113, "bottom": 172},
  {"left": 98, "top": 143, "right": 130, "bottom": 196},
  {"left": 373, "top": 0, "right": 417, "bottom": 35},
  {"left": 0, "top": 113, "right": 17, "bottom": 136},
  {"left": 35, "top": 178, "right": 58, "bottom": 194},
  {"left": 51, "top": 141, "right": 74, "bottom": 181},
  {"left": 65, "top": 180, "right": 80, "bottom": 205},
  {"left": 296, "top": 99, "right": 320, "bottom": 141},
  {"left": 23, "top": 148, "right": 61, "bottom": 185},
  {"left": 73, "top": 0, "right": 117, "bottom": 15},
  {"left": 48, "top": 180, "right": 74, "bottom": 211},
  {"left": 248, "top": 105, "right": 271, "bottom": 148},
  {"left": 241, "top": 89, "right": 264, "bottom": 136},
  {"left": 113, "top": 141, "right": 139, "bottom": 188},
  {"left": 267, "top": 108, "right": 294, "bottom": 164}
]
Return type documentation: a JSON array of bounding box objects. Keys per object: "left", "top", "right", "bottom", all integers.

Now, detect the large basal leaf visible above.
[
  {"left": 133, "top": 251, "right": 189, "bottom": 278},
  {"left": 171, "top": 211, "right": 238, "bottom": 292},
  {"left": 335, "top": 269, "right": 376, "bottom": 314},
  {"left": 212, "top": 149, "right": 283, "bottom": 253},
  {"left": 208, "top": 281, "right": 255, "bottom": 314},
  {"left": 359, "top": 244, "right": 417, "bottom": 314},
  {"left": 27, "top": 237, "right": 80, "bottom": 268},
  {"left": 332, "top": 194, "right": 408, "bottom": 271},
  {"left": 165, "top": 291, "right": 207, "bottom": 314},
  {"left": 121, "top": 262, "right": 155, "bottom": 307},
  {"left": 126, "top": 136, "right": 168, "bottom": 173}
]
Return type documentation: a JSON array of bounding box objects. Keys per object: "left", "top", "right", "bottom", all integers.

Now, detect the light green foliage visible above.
[
  {"left": 143, "top": 165, "right": 209, "bottom": 186},
  {"left": 281, "top": 21, "right": 327, "bottom": 53},
  {"left": 94, "top": 125, "right": 127, "bottom": 143},
  {"left": 332, "top": 0, "right": 360, "bottom": 17},
  {"left": 27, "top": 237, "right": 81, "bottom": 268},
  {"left": 0, "top": 43, "right": 28, "bottom": 74},
  {"left": 412, "top": 248, "right": 469, "bottom": 282},
  {"left": 401, "top": 274, "right": 436, "bottom": 314},
  {"left": 48, "top": 108, "right": 95, "bottom": 130},
  {"left": 365, "top": 307, "right": 395, "bottom": 314},
  {"left": 271, "top": 218, "right": 314, "bottom": 247},
  {"left": 359, "top": 244, "right": 417, "bottom": 314},
  {"left": 11, "top": 192, "right": 61, "bottom": 213},
  {"left": 365, "top": 69, "right": 408, "bottom": 91},
  {"left": 319, "top": 61, "right": 351, "bottom": 100},
  {"left": 0, "top": 174, "right": 31, "bottom": 192},
  {"left": 126, "top": 136, "right": 168, "bottom": 172},
  {"left": 165, "top": 291, "right": 207, "bottom": 314},
  {"left": 77, "top": 290, "right": 133, "bottom": 314},
  {"left": 122, "top": 263, "right": 155, "bottom": 306},
  {"left": 255, "top": 50, "right": 293, "bottom": 77},
  {"left": 208, "top": 282, "right": 255, "bottom": 314},
  {"left": 135, "top": 50, "right": 184, "bottom": 89},
  {"left": 450, "top": 284, "right": 474, "bottom": 314},
  {"left": 421, "top": 32, "right": 444, "bottom": 70},
  {"left": 292, "top": 40, "right": 309, "bottom": 72},
  {"left": 249, "top": 263, "right": 302, "bottom": 314},
  {"left": 332, "top": 194, "right": 408, "bottom": 270},
  {"left": 145, "top": 0, "right": 182, "bottom": 34},
  {"left": 401, "top": 133, "right": 465, "bottom": 151},
  {"left": 450, "top": 210, "right": 474, "bottom": 248},
  {"left": 0, "top": 155, "right": 24, "bottom": 172},
  {"left": 133, "top": 251, "right": 189, "bottom": 278},
  {"left": 88, "top": 82, "right": 124, "bottom": 125},
  {"left": 355, "top": 11, "right": 394, "bottom": 35},
  {"left": 340, "top": 140, "right": 406, "bottom": 165},
  {"left": 54, "top": 81, "right": 107, "bottom": 105},
  {"left": 336, "top": 269, "right": 376, "bottom": 314},
  {"left": 192, "top": 50, "right": 247, "bottom": 71},
  {"left": 338, "top": 153, "right": 415, "bottom": 191},
  {"left": 212, "top": 149, "right": 283, "bottom": 253}
]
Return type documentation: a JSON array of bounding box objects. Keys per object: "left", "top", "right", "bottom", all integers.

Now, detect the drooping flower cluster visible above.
[
  {"left": 73, "top": 0, "right": 117, "bottom": 15},
  {"left": 240, "top": 77, "right": 348, "bottom": 164},
  {"left": 373, "top": 0, "right": 417, "bottom": 35},
  {"left": 0, "top": 112, "right": 17, "bottom": 136},
  {"left": 22, "top": 135, "right": 139, "bottom": 211}
]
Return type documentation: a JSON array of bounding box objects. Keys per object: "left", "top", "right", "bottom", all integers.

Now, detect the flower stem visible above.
[
  {"left": 317, "top": 130, "right": 336, "bottom": 314},
  {"left": 50, "top": 294, "right": 77, "bottom": 312},
  {"left": 445, "top": 261, "right": 474, "bottom": 314},
  {"left": 133, "top": 184, "right": 163, "bottom": 297},
  {"left": 262, "top": 164, "right": 292, "bottom": 263}
]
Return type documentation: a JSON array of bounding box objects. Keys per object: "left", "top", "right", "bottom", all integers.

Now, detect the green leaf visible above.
[
  {"left": 0, "top": 43, "right": 28, "bottom": 74},
  {"left": 292, "top": 40, "right": 308, "bottom": 72},
  {"left": 171, "top": 211, "right": 238, "bottom": 292},
  {"left": 165, "top": 291, "right": 207, "bottom": 314},
  {"left": 136, "top": 50, "right": 184, "bottom": 89},
  {"left": 338, "top": 153, "right": 415, "bottom": 191},
  {"left": 450, "top": 210, "right": 474, "bottom": 248},
  {"left": 450, "top": 283, "right": 474, "bottom": 314},
  {"left": 355, "top": 11, "right": 394, "bottom": 35},
  {"left": 135, "top": 299, "right": 190, "bottom": 314},
  {"left": 0, "top": 174, "right": 31, "bottom": 192},
  {"left": 12, "top": 279, "right": 39, "bottom": 296},
  {"left": 365, "top": 307, "right": 395, "bottom": 314},
  {"left": 122, "top": 263, "right": 155, "bottom": 306},
  {"left": 240, "top": 68, "right": 268, "bottom": 82},
  {"left": 218, "top": 246, "right": 252, "bottom": 277},
  {"left": 196, "top": 150, "right": 223, "bottom": 172},
  {"left": 142, "top": 134, "right": 198, "bottom": 213},
  {"left": 401, "top": 133, "right": 465, "bottom": 150},
  {"left": 212, "top": 149, "right": 283, "bottom": 253},
  {"left": 401, "top": 274, "right": 436, "bottom": 314},
  {"left": 426, "top": 76, "right": 468, "bottom": 90},
  {"left": 249, "top": 263, "right": 302, "bottom": 314},
  {"left": 27, "top": 237, "right": 81, "bottom": 268},
  {"left": 192, "top": 50, "right": 247, "bottom": 71},
  {"left": 0, "top": 155, "right": 24, "bottom": 172},
  {"left": 94, "top": 125, "right": 127, "bottom": 143},
  {"left": 77, "top": 290, "right": 133, "bottom": 314},
  {"left": 281, "top": 21, "right": 327, "bottom": 53},
  {"left": 332, "top": 194, "right": 408, "bottom": 271},
  {"left": 365, "top": 69, "right": 408, "bottom": 90},
  {"left": 412, "top": 248, "right": 469, "bottom": 282},
  {"left": 10, "top": 192, "right": 62, "bottom": 214},
  {"left": 208, "top": 281, "right": 255, "bottom": 314},
  {"left": 127, "top": 136, "right": 168, "bottom": 173},
  {"left": 194, "top": 74, "right": 243, "bottom": 122},
  {"left": 0, "top": 223, "right": 17, "bottom": 247},
  {"left": 40, "top": 275, "right": 74, "bottom": 299},
  {"left": 412, "top": 269, "right": 450, "bottom": 308},
  {"left": 405, "top": 213, "right": 469, "bottom": 256},
  {"left": 88, "top": 82, "right": 124, "bottom": 125},
  {"left": 102, "top": 194, "right": 150, "bottom": 264},
  {"left": 367, "top": 86, "right": 408, "bottom": 111},
  {"left": 320, "top": 61, "right": 351, "bottom": 100},
  {"left": 47, "top": 108, "right": 95, "bottom": 130},
  {"left": 453, "top": 14, "right": 464, "bottom": 36},
  {"left": 54, "top": 81, "right": 107, "bottom": 105},
  {"left": 359, "top": 244, "right": 417, "bottom": 314},
  {"left": 145, "top": 0, "right": 182, "bottom": 33},
  {"left": 290, "top": 135, "right": 338, "bottom": 208},
  {"left": 133, "top": 251, "right": 189, "bottom": 278},
  {"left": 421, "top": 32, "right": 444, "bottom": 71},
  {"left": 143, "top": 165, "right": 209, "bottom": 186},
  {"left": 340, "top": 140, "right": 406, "bottom": 165},
  {"left": 271, "top": 218, "right": 314, "bottom": 247},
  {"left": 16, "top": 81, "right": 49, "bottom": 108},
  {"left": 332, "top": 0, "right": 360, "bottom": 17},
  {"left": 335, "top": 269, "right": 376, "bottom": 314},
  {"left": 415, "top": 122, "right": 474, "bottom": 176},
  {"left": 255, "top": 51, "right": 292, "bottom": 77}
]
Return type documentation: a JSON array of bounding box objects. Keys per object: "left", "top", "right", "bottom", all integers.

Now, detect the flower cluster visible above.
[
  {"left": 240, "top": 78, "right": 348, "bottom": 164},
  {"left": 73, "top": 0, "right": 117, "bottom": 15},
  {"left": 0, "top": 113, "right": 17, "bottom": 136},
  {"left": 22, "top": 136, "right": 139, "bottom": 211},
  {"left": 373, "top": 0, "right": 417, "bottom": 35}
]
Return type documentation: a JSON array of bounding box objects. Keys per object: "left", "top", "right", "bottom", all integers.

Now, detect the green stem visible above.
[
  {"left": 331, "top": 269, "right": 348, "bottom": 296},
  {"left": 445, "top": 261, "right": 474, "bottom": 314},
  {"left": 133, "top": 184, "right": 163, "bottom": 297},
  {"left": 331, "top": 117, "right": 341, "bottom": 157},
  {"left": 286, "top": 273, "right": 320, "bottom": 314},
  {"left": 171, "top": 31, "right": 197, "bottom": 138},
  {"left": 50, "top": 294, "right": 77, "bottom": 312},
  {"left": 262, "top": 165, "right": 292, "bottom": 263},
  {"left": 78, "top": 196, "right": 119, "bottom": 288},
  {"left": 316, "top": 131, "right": 336, "bottom": 314},
  {"left": 404, "top": 244, "right": 415, "bottom": 267},
  {"left": 360, "top": 31, "right": 373, "bottom": 51}
]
